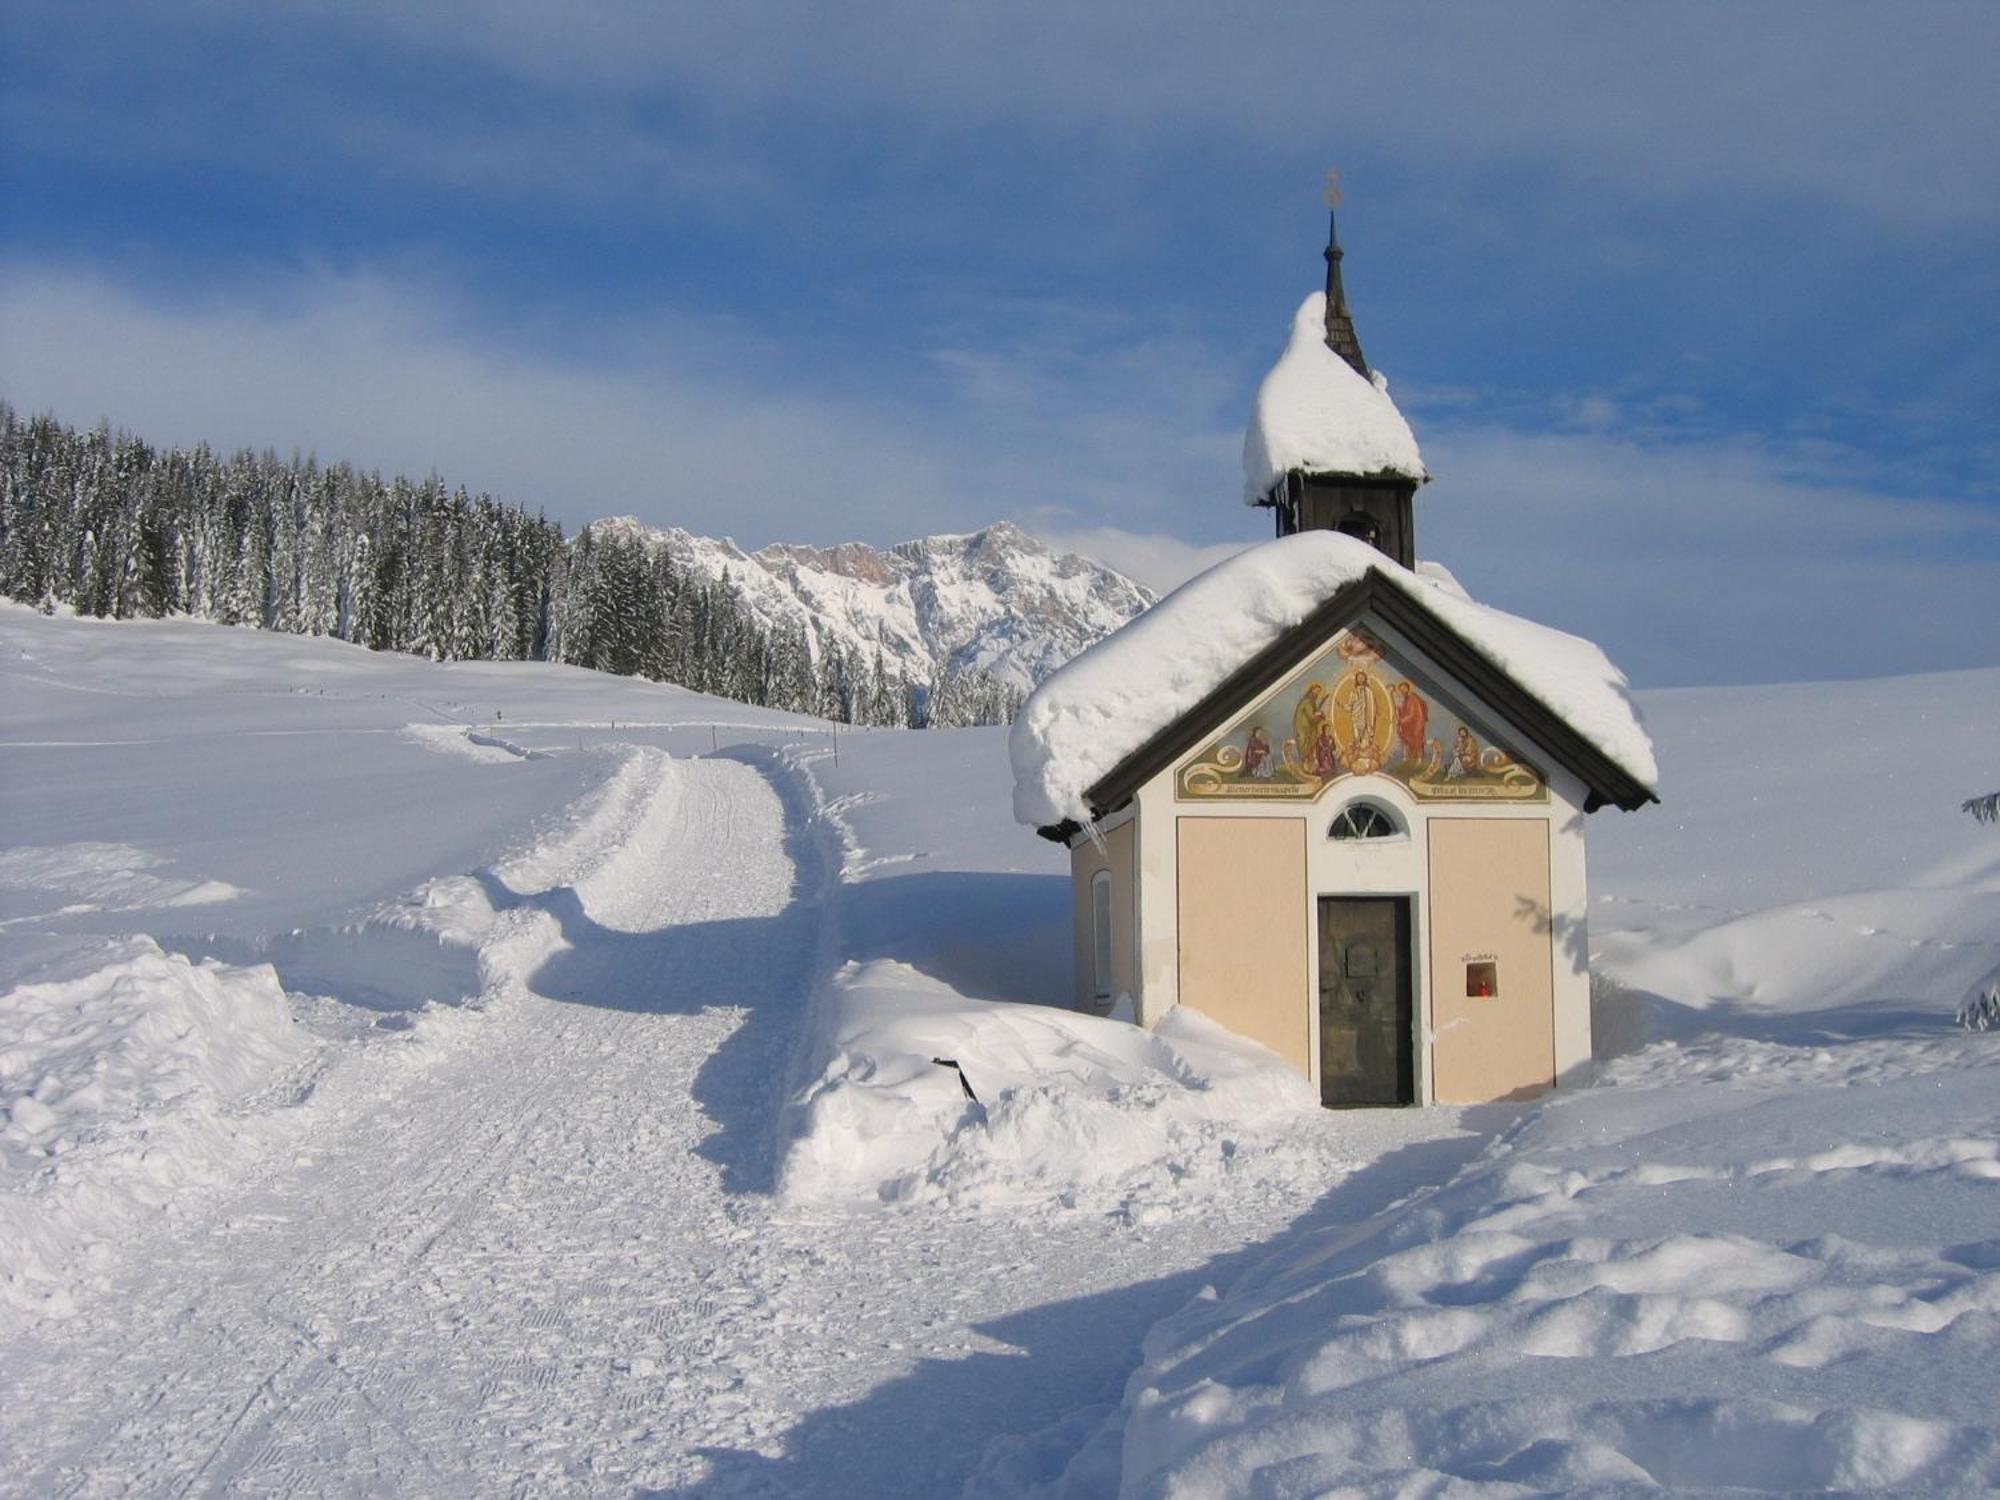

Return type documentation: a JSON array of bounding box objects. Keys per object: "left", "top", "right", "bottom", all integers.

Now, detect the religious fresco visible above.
[{"left": 1177, "top": 627, "right": 1545, "bottom": 802}]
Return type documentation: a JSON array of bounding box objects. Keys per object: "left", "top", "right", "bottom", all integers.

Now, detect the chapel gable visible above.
[{"left": 1175, "top": 623, "right": 1547, "bottom": 806}]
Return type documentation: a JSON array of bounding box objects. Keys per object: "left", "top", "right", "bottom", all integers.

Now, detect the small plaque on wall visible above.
[{"left": 1466, "top": 960, "right": 1498, "bottom": 998}]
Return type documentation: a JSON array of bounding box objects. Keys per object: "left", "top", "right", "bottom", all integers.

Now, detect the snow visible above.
[
  {"left": 1030, "top": 1026, "right": 2000, "bottom": 1496},
  {"left": 779, "top": 962, "right": 1327, "bottom": 1215},
  {"left": 0, "top": 843, "right": 244, "bottom": 913},
  {"left": 3, "top": 597, "right": 1996, "bottom": 1497},
  {"left": 0, "top": 605, "right": 1472, "bottom": 1495},
  {"left": 0, "top": 938, "right": 310, "bottom": 1325},
  {"left": 1011, "top": 530, "right": 1657, "bottom": 828},
  {"left": 1241, "top": 291, "right": 1428, "bottom": 503}
]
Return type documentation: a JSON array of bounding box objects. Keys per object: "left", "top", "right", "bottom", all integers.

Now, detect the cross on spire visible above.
[{"left": 1321, "top": 169, "right": 1369, "bottom": 378}]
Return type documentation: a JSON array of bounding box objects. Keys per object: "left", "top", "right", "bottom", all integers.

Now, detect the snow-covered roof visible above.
[
  {"left": 1010, "top": 531, "right": 1657, "bottom": 828},
  {"left": 1242, "top": 292, "right": 1428, "bottom": 504}
]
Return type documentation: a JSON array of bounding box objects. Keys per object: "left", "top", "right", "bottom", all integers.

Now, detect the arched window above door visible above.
[{"left": 1328, "top": 801, "right": 1403, "bottom": 842}]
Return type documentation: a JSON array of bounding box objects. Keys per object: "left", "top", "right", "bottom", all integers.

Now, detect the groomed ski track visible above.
[{"left": 0, "top": 749, "right": 1396, "bottom": 1498}]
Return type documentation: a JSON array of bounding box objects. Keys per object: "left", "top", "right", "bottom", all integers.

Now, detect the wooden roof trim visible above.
[{"left": 1067, "top": 571, "right": 1656, "bottom": 826}]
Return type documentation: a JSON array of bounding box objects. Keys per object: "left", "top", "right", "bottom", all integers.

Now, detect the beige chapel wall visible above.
[
  {"left": 1427, "top": 817, "right": 1556, "bottom": 1102},
  {"left": 1547, "top": 788, "right": 1594, "bottom": 1082},
  {"left": 1137, "top": 614, "right": 1601, "bottom": 1094},
  {"left": 1069, "top": 821, "right": 1137, "bottom": 1012},
  {"left": 1070, "top": 839, "right": 1108, "bottom": 1011},
  {"left": 1106, "top": 820, "right": 1137, "bottom": 1004},
  {"left": 1176, "top": 816, "right": 1311, "bottom": 1076}
]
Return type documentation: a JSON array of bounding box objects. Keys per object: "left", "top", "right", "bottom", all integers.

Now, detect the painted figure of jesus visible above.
[{"left": 1346, "top": 670, "right": 1377, "bottom": 747}]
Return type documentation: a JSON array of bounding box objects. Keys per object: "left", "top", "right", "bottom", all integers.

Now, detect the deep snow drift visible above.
[{"left": 0, "top": 606, "right": 811, "bottom": 1327}]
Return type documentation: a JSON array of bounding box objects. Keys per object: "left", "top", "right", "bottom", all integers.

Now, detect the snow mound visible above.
[
  {"left": 1035, "top": 1027, "right": 2000, "bottom": 1497},
  {"left": 778, "top": 961, "right": 1322, "bottom": 1215},
  {"left": 1011, "top": 530, "right": 1657, "bottom": 828},
  {"left": 0, "top": 938, "right": 310, "bottom": 1326},
  {"left": 1242, "top": 291, "right": 1427, "bottom": 503}
]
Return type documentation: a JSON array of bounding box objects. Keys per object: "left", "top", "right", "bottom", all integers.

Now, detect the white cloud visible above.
[
  {"left": 4, "top": 259, "right": 1991, "bottom": 690},
  {"left": 0, "top": 263, "right": 959, "bottom": 543},
  {"left": 1029, "top": 525, "right": 1250, "bottom": 595},
  {"left": 0, "top": 260, "right": 1250, "bottom": 550},
  {"left": 1417, "top": 425, "right": 2000, "bottom": 686}
]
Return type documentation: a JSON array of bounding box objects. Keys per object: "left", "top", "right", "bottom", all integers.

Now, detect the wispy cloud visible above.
[
  {"left": 3, "top": 259, "right": 1992, "bottom": 689},
  {"left": 1027, "top": 526, "right": 1249, "bottom": 595},
  {"left": 12, "top": 3, "right": 1998, "bottom": 227},
  {"left": 1419, "top": 424, "right": 2000, "bottom": 686},
  {"left": 0, "top": 260, "right": 1250, "bottom": 549}
]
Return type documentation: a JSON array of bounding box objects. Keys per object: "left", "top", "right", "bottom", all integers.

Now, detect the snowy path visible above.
[
  {"left": 1, "top": 755, "right": 821, "bottom": 1495},
  {"left": 0, "top": 751, "right": 1462, "bottom": 1497}
]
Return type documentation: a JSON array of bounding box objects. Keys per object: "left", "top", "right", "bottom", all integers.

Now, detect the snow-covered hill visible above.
[{"left": 593, "top": 518, "right": 1155, "bottom": 694}]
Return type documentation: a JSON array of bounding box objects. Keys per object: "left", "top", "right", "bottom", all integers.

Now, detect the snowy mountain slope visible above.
[{"left": 596, "top": 517, "right": 1155, "bottom": 693}]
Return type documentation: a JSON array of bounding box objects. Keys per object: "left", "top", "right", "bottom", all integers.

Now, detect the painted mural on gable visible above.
[{"left": 1177, "top": 626, "right": 1545, "bottom": 802}]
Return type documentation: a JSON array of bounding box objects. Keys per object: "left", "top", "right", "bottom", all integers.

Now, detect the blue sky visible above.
[{"left": 3, "top": 1, "right": 1996, "bottom": 688}]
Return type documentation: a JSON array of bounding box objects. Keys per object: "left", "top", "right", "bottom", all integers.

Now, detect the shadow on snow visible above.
[{"left": 642, "top": 1122, "right": 1507, "bottom": 1500}]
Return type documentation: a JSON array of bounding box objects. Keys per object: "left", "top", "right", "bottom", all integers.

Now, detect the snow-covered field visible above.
[{"left": 2, "top": 603, "right": 1996, "bottom": 1495}]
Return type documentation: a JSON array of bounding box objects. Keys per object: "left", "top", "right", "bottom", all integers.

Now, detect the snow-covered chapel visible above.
[{"left": 1011, "top": 205, "right": 1659, "bottom": 1108}]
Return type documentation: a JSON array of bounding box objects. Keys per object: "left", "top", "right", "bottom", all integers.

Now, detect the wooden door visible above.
[{"left": 1316, "top": 896, "right": 1415, "bottom": 1107}]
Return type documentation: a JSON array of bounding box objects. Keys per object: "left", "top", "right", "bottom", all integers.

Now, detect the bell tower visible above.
[{"left": 1246, "top": 175, "right": 1428, "bottom": 568}]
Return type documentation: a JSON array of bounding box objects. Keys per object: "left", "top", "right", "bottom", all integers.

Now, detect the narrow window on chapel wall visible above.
[{"left": 1091, "top": 870, "right": 1114, "bottom": 1000}]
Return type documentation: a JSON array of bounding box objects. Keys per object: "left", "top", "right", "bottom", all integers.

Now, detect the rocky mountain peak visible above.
[{"left": 593, "top": 518, "right": 1155, "bottom": 695}]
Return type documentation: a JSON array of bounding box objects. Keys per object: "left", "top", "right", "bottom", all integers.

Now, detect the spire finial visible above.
[{"left": 1320, "top": 168, "right": 1369, "bottom": 378}]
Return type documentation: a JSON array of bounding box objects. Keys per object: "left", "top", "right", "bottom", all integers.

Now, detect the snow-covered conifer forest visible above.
[{"left": 0, "top": 405, "right": 1112, "bottom": 729}]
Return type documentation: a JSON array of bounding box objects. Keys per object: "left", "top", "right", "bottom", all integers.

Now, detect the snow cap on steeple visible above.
[{"left": 1242, "top": 291, "right": 1428, "bottom": 505}]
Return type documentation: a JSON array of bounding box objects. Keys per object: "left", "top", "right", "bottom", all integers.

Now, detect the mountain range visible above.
[{"left": 591, "top": 518, "right": 1156, "bottom": 695}]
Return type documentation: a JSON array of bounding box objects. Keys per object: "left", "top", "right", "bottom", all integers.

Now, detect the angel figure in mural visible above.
[
  {"left": 1391, "top": 679, "right": 1428, "bottom": 768},
  {"left": 1242, "top": 724, "right": 1275, "bottom": 779}
]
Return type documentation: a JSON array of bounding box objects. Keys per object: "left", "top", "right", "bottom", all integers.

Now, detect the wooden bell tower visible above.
[{"left": 1260, "top": 179, "right": 1425, "bottom": 568}]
